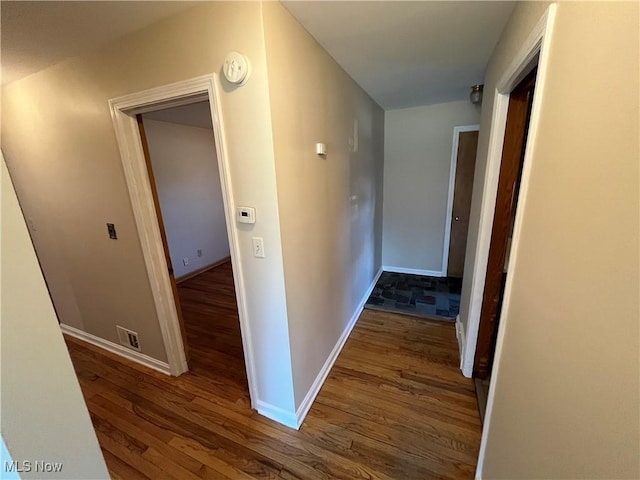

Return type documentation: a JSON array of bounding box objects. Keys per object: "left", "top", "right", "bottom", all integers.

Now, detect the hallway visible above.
[{"left": 65, "top": 263, "right": 482, "bottom": 479}]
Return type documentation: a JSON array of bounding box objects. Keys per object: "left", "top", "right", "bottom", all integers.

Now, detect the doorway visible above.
[
  {"left": 472, "top": 67, "right": 538, "bottom": 421},
  {"left": 108, "top": 75, "right": 258, "bottom": 406},
  {"left": 136, "top": 101, "right": 246, "bottom": 392},
  {"left": 445, "top": 126, "right": 480, "bottom": 278},
  {"left": 474, "top": 67, "right": 537, "bottom": 381}
]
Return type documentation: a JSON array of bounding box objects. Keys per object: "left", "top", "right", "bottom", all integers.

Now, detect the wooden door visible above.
[
  {"left": 136, "top": 114, "right": 190, "bottom": 366},
  {"left": 447, "top": 130, "right": 479, "bottom": 278},
  {"left": 473, "top": 68, "right": 537, "bottom": 379}
]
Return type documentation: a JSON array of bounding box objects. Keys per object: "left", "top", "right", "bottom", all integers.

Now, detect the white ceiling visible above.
[
  {"left": 0, "top": 1, "right": 197, "bottom": 85},
  {"left": 143, "top": 101, "right": 213, "bottom": 130},
  {"left": 282, "top": 1, "right": 515, "bottom": 109},
  {"left": 1, "top": 1, "right": 514, "bottom": 110}
]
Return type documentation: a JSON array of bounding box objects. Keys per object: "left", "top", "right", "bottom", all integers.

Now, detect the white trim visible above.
[
  {"left": 108, "top": 74, "right": 259, "bottom": 407},
  {"left": 255, "top": 400, "right": 298, "bottom": 429},
  {"left": 474, "top": 5, "right": 557, "bottom": 479},
  {"left": 60, "top": 324, "right": 171, "bottom": 375},
  {"left": 460, "top": 97, "right": 510, "bottom": 377},
  {"left": 454, "top": 315, "right": 465, "bottom": 369},
  {"left": 293, "top": 267, "right": 384, "bottom": 428},
  {"left": 383, "top": 265, "right": 444, "bottom": 277},
  {"left": 442, "top": 124, "right": 480, "bottom": 276},
  {"left": 462, "top": 4, "right": 556, "bottom": 379}
]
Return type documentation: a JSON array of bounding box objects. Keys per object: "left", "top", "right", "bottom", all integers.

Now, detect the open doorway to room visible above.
[
  {"left": 101, "top": 75, "right": 258, "bottom": 406},
  {"left": 135, "top": 100, "right": 248, "bottom": 399}
]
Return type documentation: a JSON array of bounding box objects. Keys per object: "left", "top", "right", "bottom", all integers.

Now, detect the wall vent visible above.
[{"left": 116, "top": 326, "right": 141, "bottom": 352}]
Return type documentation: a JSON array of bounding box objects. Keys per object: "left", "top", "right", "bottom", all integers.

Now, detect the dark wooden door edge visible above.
[
  {"left": 136, "top": 114, "right": 190, "bottom": 367},
  {"left": 473, "top": 68, "right": 537, "bottom": 379}
]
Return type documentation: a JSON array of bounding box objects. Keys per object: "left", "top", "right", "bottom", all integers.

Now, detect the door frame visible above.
[
  {"left": 469, "top": 3, "right": 557, "bottom": 475},
  {"left": 473, "top": 68, "right": 537, "bottom": 379},
  {"left": 135, "top": 114, "right": 190, "bottom": 366},
  {"left": 442, "top": 124, "right": 480, "bottom": 276},
  {"left": 108, "top": 74, "right": 258, "bottom": 405},
  {"left": 462, "top": 4, "right": 557, "bottom": 378}
]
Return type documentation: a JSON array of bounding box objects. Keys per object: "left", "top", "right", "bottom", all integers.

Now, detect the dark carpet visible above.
[{"left": 365, "top": 271, "right": 462, "bottom": 321}]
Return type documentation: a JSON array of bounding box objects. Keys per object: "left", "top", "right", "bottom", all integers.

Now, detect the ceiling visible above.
[
  {"left": 0, "top": 1, "right": 197, "bottom": 85},
  {"left": 1, "top": 1, "right": 514, "bottom": 110},
  {"left": 143, "top": 101, "right": 213, "bottom": 130},
  {"left": 283, "top": 1, "right": 515, "bottom": 109}
]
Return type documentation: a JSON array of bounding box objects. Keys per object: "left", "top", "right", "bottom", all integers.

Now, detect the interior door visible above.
[
  {"left": 473, "top": 68, "right": 537, "bottom": 379},
  {"left": 136, "top": 114, "right": 190, "bottom": 366},
  {"left": 447, "top": 130, "right": 479, "bottom": 278}
]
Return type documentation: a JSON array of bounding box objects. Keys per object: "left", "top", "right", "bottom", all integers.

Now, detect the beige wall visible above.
[
  {"left": 262, "top": 2, "right": 384, "bottom": 407},
  {"left": 1, "top": 155, "right": 109, "bottom": 479},
  {"left": 1, "top": 3, "right": 296, "bottom": 414},
  {"left": 467, "top": 2, "right": 639, "bottom": 478},
  {"left": 383, "top": 101, "right": 479, "bottom": 273}
]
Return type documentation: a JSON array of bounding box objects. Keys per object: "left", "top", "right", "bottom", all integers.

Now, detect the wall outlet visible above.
[
  {"left": 116, "top": 326, "right": 141, "bottom": 352},
  {"left": 197, "top": 249, "right": 203, "bottom": 257},
  {"left": 183, "top": 257, "right": 189, "bottom": 266}
]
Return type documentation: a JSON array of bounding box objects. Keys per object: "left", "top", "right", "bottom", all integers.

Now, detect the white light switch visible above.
[{"left": 252, "top": 237, "right": 265, "bottom": 258}]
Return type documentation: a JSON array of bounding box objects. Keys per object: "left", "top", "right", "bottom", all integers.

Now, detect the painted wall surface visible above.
[
  {"left": 142, "top": 117, "right": 229, "bottom": 279},
  {"left": 1, "top": 3, "right": 295, "bottom": 414},
  {"left": 1, "top": 156, "right": 109, "bottom": 479},
  {"left": 262, "top": 2, "right": 385, "bottom": 408},
  {"left": 466, "top": 2, "right": 640, "bottom": 478},
  {"left": 383, "top": 101, "right": 479, "bottom": 273}
]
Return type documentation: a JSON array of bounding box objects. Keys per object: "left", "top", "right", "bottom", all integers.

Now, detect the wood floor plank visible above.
[
  {"left": 101, "top": 449, "right": 152, "bottom": 480},
  {"left": 64, "top": 261, "right": 482, "bottom": 479},
  {"left": 89, "top": 394, "right": 204, "bottom": 474}
]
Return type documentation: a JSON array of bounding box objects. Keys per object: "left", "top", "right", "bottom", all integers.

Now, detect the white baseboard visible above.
[
  {"left": 383, "top": 265, "right": 444, "bottom": 277},
  {"left": 455, "top": 315, "right": 466, "bottom": 370},
  {"left": 175, "top": 256, "right": 230, "bottom": 284},
  {"left": 255, "top": 400, "right": 298, "bottom": 429},
  {"left": 293, "top": 266, "right": 384, "bottom": 429},
  {"left": 60, "top": 324, "right": 171, "bottom": 375}
]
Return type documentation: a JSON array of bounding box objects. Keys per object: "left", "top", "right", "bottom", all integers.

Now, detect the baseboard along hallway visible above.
[{"left": 64, "top": 262, "right": 482, "bottom": 479}]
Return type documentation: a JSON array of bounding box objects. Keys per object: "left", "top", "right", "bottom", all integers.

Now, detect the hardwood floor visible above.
[{"left": 65, "top": 262, "right": 482, "bottom": 479}]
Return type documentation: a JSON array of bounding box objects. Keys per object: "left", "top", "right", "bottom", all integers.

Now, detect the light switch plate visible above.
[
  {"left": 252, "top": 237, "right": 265, "bottom": 258},
  {"left": 107, "top": 223, "right": 117, "bottom": 240}
]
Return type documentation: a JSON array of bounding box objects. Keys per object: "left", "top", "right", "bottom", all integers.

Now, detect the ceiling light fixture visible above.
[{"left": 470, "top": 84, "right": 484, "bottom": 105}]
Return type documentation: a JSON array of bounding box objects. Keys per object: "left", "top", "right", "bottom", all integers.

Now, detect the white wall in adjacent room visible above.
[
  {"left": 142, "top": 109, "right": 229, "bottom": 279},
  {"left": 383, "top": 100, "right": 479, "bottom": 274}
]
